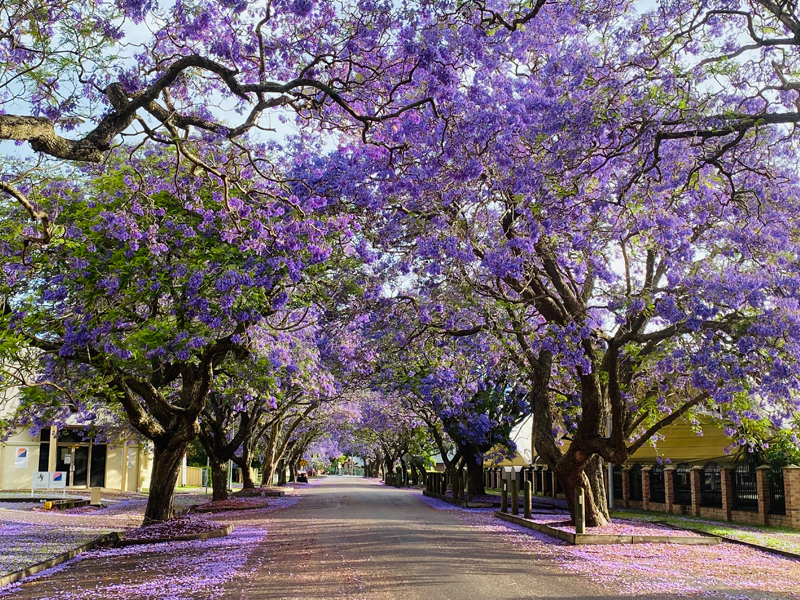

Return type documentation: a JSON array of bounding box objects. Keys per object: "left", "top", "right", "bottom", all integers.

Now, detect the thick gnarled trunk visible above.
[
  {"left": 144, "top": 440, "right": 190, "bottom": 524},
  {"left": 209, "top": 458, "right": 229, "bottom": 501}
]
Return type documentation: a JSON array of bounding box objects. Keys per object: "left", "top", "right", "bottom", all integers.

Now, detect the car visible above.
[{"left": 296, "top": 472, "right": 308, "bottom": 483}]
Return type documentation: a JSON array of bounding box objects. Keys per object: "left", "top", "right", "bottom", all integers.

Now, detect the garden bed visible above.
[
  {"left": 494, "top": 511, "right": 721, "bottom": 545},
  {"left": 193, "top": 498, "right": 270, "bottom": 513},
  {"left": 117, "top": 516, "right": 232, "bottom": 547},
  {"left": 233, "top": 488, "right": 285, "bottom": 498}
]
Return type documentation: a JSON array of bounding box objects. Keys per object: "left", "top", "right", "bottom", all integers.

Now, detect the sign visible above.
[
  {"left": 63, "top": 453, "right": 71, "bottom": 465},
  {"left": 32, "top": 471, "right": 49, "bottom": 490},
  {"left": 15, "top": 447, "right": 29, "bottom": 469},
  {"left": 50, "top": 472, "right": 67, "bottom": 489}
]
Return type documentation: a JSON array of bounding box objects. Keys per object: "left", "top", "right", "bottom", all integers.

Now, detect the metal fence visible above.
[
  {"left": 701, "top": 462, "right": 722, "bottom": 508},
  {"left": 629, "top": 464, "right": 643, "bottom": 501},
  {"left": 650, "top": 465, "right": 666, "bottom": 503},
  {"left": 731, "top": 458, "right": 758, "bottom": 512},
  {"left": 613, "top": 465, "right": 623, "bottom": 500},
  {"left": 674, "top": 463, "right": 692, "bottom": 506},
  {"left": 768, "top": 466, "right": 787, "bottom": 516}
]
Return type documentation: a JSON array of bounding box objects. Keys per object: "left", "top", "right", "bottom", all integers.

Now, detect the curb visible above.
[
  {"left": 0, "top": 532, "right": 120, "bottom": 589},
  {"left": 495, "top": 511, "right": 721, "bottom": 545},
  {"left": 116, "top": 523, "right": 234, "bottom": 547}
]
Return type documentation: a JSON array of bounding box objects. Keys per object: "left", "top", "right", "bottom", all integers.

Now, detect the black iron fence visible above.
[
  {"left": 731, "top": 458, "right": 758, "bottom": 512},
  {"left": 650, "top": 465, "right": 666, "bottom": 503},
  {"left": 701, "top": 462, "right": 722, "bottom": 508},
  {"left": 629, "top": 464, "right": 643, "bottom": 501},
  {"left": 674, "top": 463, "right": 692, "bottom": 506},
  {"left": 768, "top": 466, "right": 786, "bottom": 516},
  {"left": 613, "top": 465, "right": 623, "bottom": 500}
]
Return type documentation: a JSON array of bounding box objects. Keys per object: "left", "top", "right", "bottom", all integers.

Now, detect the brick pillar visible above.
[
  {"left": 721, "top": 466, "right": 734, "bottom": 521},
  {"left": 756, "top": 465, "right": 770, "bottom": 526},
  {"left": 784, "top": 465, "right": 800, "bottom": 529},
  {"left": 621, "top": 465, "right": 631, "bottom": 508},
  {"left": 664, "top": 465, "right": 675, "bottom": 514},
  {"left": 642, "top": 466, "right": 651, "bottom": 511},
  {"left": 690, "top": 466, "right": 703, "bottom": 516}
]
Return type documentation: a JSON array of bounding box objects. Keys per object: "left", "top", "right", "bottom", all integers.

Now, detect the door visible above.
[
  {"left": 90, "top": 444, "right": 106, "bottom": 488},
  {"left": 72, "top": 446, "right": 89, "bottom": 487}
]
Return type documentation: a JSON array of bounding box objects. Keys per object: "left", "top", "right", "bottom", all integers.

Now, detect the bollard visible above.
[
  {"left": 511, "top": 479, "right": 519, "bottom": 515},
  {"left": 575, "top": 486, "right": 586, "bottom": 535},
  {"left": 524, "top": 480, "right": 532, "bottom": 519},
  {"left": 501, "top": 478, "right": 508, "bottom": 513}
]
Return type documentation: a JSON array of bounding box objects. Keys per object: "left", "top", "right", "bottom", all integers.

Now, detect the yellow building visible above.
[{"left": 0, "top": 425, "right": 151, "bottom": 492}]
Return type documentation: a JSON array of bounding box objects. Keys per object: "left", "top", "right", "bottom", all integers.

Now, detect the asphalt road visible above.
[{"left": 221, "top": 477, "right": 623, "bottom": 600}]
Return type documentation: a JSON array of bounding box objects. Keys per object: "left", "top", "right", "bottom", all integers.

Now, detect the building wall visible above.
[
  {"left": 0, "top": 427, "right": 43, "bottom": 490},
  {"left": 0, "top": 426, "right": 151, "bottom": 492}
]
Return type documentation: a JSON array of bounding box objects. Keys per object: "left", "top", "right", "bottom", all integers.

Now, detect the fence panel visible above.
[
  {"left": 769, "top": 467, "right": 786, "bottom": 516},
  {"left": 731, "top": 459, "right": 758, "bottom": 512},
  {"left": 650, "top": 465, "right": 666, "bottom": 504},
  {"left": 629, "top": 465, "right": 643, "bottom": 501},
  {"left": 674, "top": 463, "right": 692, "bottom": 506}
]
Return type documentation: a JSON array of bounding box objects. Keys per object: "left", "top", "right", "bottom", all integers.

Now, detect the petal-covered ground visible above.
[
  {"left": 0, "top": 489, "right": 256, "bottom": 578},
  {"left": 613, "top": 510, "right": 800, "bottom": 555},
  {"left": 0, "top": 520, "right": 114, "bottom": 576},
  {"left": 418, "top": 488, "right": 800, "bottom": 598},
  {"left": 0, "top": 494, "right": 301, "bottom": 599}
]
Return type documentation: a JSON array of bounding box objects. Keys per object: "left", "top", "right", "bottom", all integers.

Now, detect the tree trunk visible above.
[
  {"left": 210, "top": 458, "right": 229, "bottom": 502},
  {"left": 465, "top": 456, "right": 486, "bottom": 498},
  {"left": 240, "top": 464, "right": 255, "bottom": 489},
  {"left": 558, "top": 457, "right": 610, "bottom": 528},
  {"left": 260, "top": 423, "right": 280, "bottom": 486},
  {"left": 288, "top": 460, "right": 297, "bottom": 482},
  {"left": 143, "top": 440, "right": 189, "bottom": 525},
  {"left": 233, "top": 437, "right": 256, "bottom": 489},
  {"left": 277, "top": 458, "right": 287, "bottom": 485}
]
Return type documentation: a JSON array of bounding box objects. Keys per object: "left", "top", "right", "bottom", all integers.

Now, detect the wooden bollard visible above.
[
  {"left": 524, "top": 480, "right": 532, "bottom": 519},
  {"left": 501, "top": 479, "right": 508, "bottom": 513},
  {"left": 575, "top": 486, "right": 586, "bottom": 534},
  {"left": 511, "top": 479, "right": 519, "bottom": 515}
]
